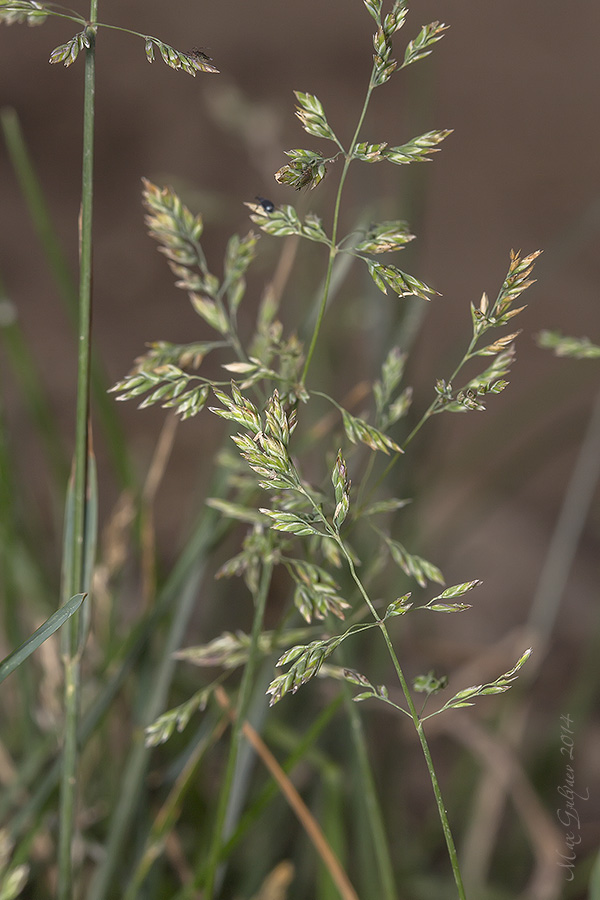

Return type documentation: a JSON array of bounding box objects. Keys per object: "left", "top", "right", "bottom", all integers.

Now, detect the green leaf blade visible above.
[{"left": 0, "top": 594, "right": 86, "bottom": 684}]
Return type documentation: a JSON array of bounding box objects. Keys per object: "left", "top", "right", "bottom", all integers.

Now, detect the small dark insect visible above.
[
  {"left": 189, "top": 47, "right": 213, "bottom": 62},
  {"left": 187, "top": 47, "right": 219, "bottom": 74},
  {"left": 255, "top": 196, "right": 275, "bottom": 213},
  {"left": 294, "top": 166, "right": 314, "bottom": 191}
]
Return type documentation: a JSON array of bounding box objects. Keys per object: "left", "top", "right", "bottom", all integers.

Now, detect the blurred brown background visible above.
[{"left": 1, "top": 1, "right": 599, "bottom": 892}]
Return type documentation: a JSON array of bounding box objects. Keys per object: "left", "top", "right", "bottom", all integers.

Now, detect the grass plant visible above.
[{"left": 1, "top": 2, "right": 596, "bottom": 899}]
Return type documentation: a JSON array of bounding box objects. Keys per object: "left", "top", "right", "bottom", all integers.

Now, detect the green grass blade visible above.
[
  {"left": 342, "top": 682, "right": 397, "bottom": 900},
  {"left": 0, "top": 592, "right": 86, "bottom": 685},
  {"left": 0, "top": 107, "right": 77, "bottom": 313},
  {"left": 0, "top": 384, "right": 38, "bottom": 739},
  {"left": 0, "top": 272, "right": 69, "bottom": 487},
  {"left": 6, "top": 598, "right": 169, "bottom": 838},
  {"left": 0, "top": 107, "right": 133, "bottom": 489},
  {"left": 590, "top": 847, "right": 600, "bottom": 900}
]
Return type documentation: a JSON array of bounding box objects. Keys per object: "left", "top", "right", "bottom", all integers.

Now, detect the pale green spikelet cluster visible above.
[
  {"left": 49, "top": 28, "right": 94, "bottom": 66},
  {"left": 1, "top": 0, "right": 550, "bottom": 893},
  {"left": 144, "top": 40, "right": 219, "bottom": 75},
  {"left": 85, "top": 4, "right": 542, "bottom": 890},
  {"left": 0, "top": 0, "right": 46, "bottom": 26},
  {"left": 433, "top": 249, "right": 542, "bottom": 414},
  {"left": 121, "top": 12, "right": 541, "bottom": 728},
  {"left": 0, "top": 2, "right": 220, "bottom": 74},
  {"left": 537, "top": 330, "right": 600, "bottom": 359}
]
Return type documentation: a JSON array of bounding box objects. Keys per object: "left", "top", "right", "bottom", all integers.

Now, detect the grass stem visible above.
[
  {"left": 301, "top": 83, "right": 374, "bottom": 386},
  {"left": 57, "top": 5, "right": 98, "bottom": 896},
  {"left": 339, "top": 537, "right": 467, "bottom": 899}
]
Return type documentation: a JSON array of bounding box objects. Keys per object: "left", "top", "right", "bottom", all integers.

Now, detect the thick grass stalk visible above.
[
  {"left": 9, "top": 499, "right": 226, "bottom": 872},
  {"left": 57, "top": 3, "right": 98, "bottom": 897}
]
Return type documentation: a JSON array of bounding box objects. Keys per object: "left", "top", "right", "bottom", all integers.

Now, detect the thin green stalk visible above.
[
  {"left": 67, "top": 35, "right": 96, "bottom": 597},
  {"left": 57, "top": 655, "right": 79, "bottom": 900},
  {"left": 402, "top": 330, "right": 480, "bottom": 450},
  {"left": 301, "top": 82, "right": 375, "bottom": 385},
  {"left": 374, "top": 334, "right": 478, "bottom": 493},
  {"left": 202, "top": 559, "right": 274, "bottom": 899},
  {"left": 376, "top": 624, "right": 467, "bottom": 900},
  {"left": 301, "top": 481, "right": 467, "bottom": 895},
  {"left": 301, "top": 244, "right": 336, "bottom": 385},
  {"left": 7, "top": 606, "right": 151, "bottom": 844},
  {"left": 58, "top": 4, "right": 98, "bottom": 897},
  {"left": 375, "top": 258, "right": 526, "bottom": 494},
  {"left": 330, "top": 531, "right": 467, "bottom": 898}
]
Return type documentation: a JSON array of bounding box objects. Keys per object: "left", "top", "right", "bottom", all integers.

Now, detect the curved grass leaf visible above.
[{"left": 0, "top": 593, "right": 86, "bottom": 685}]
